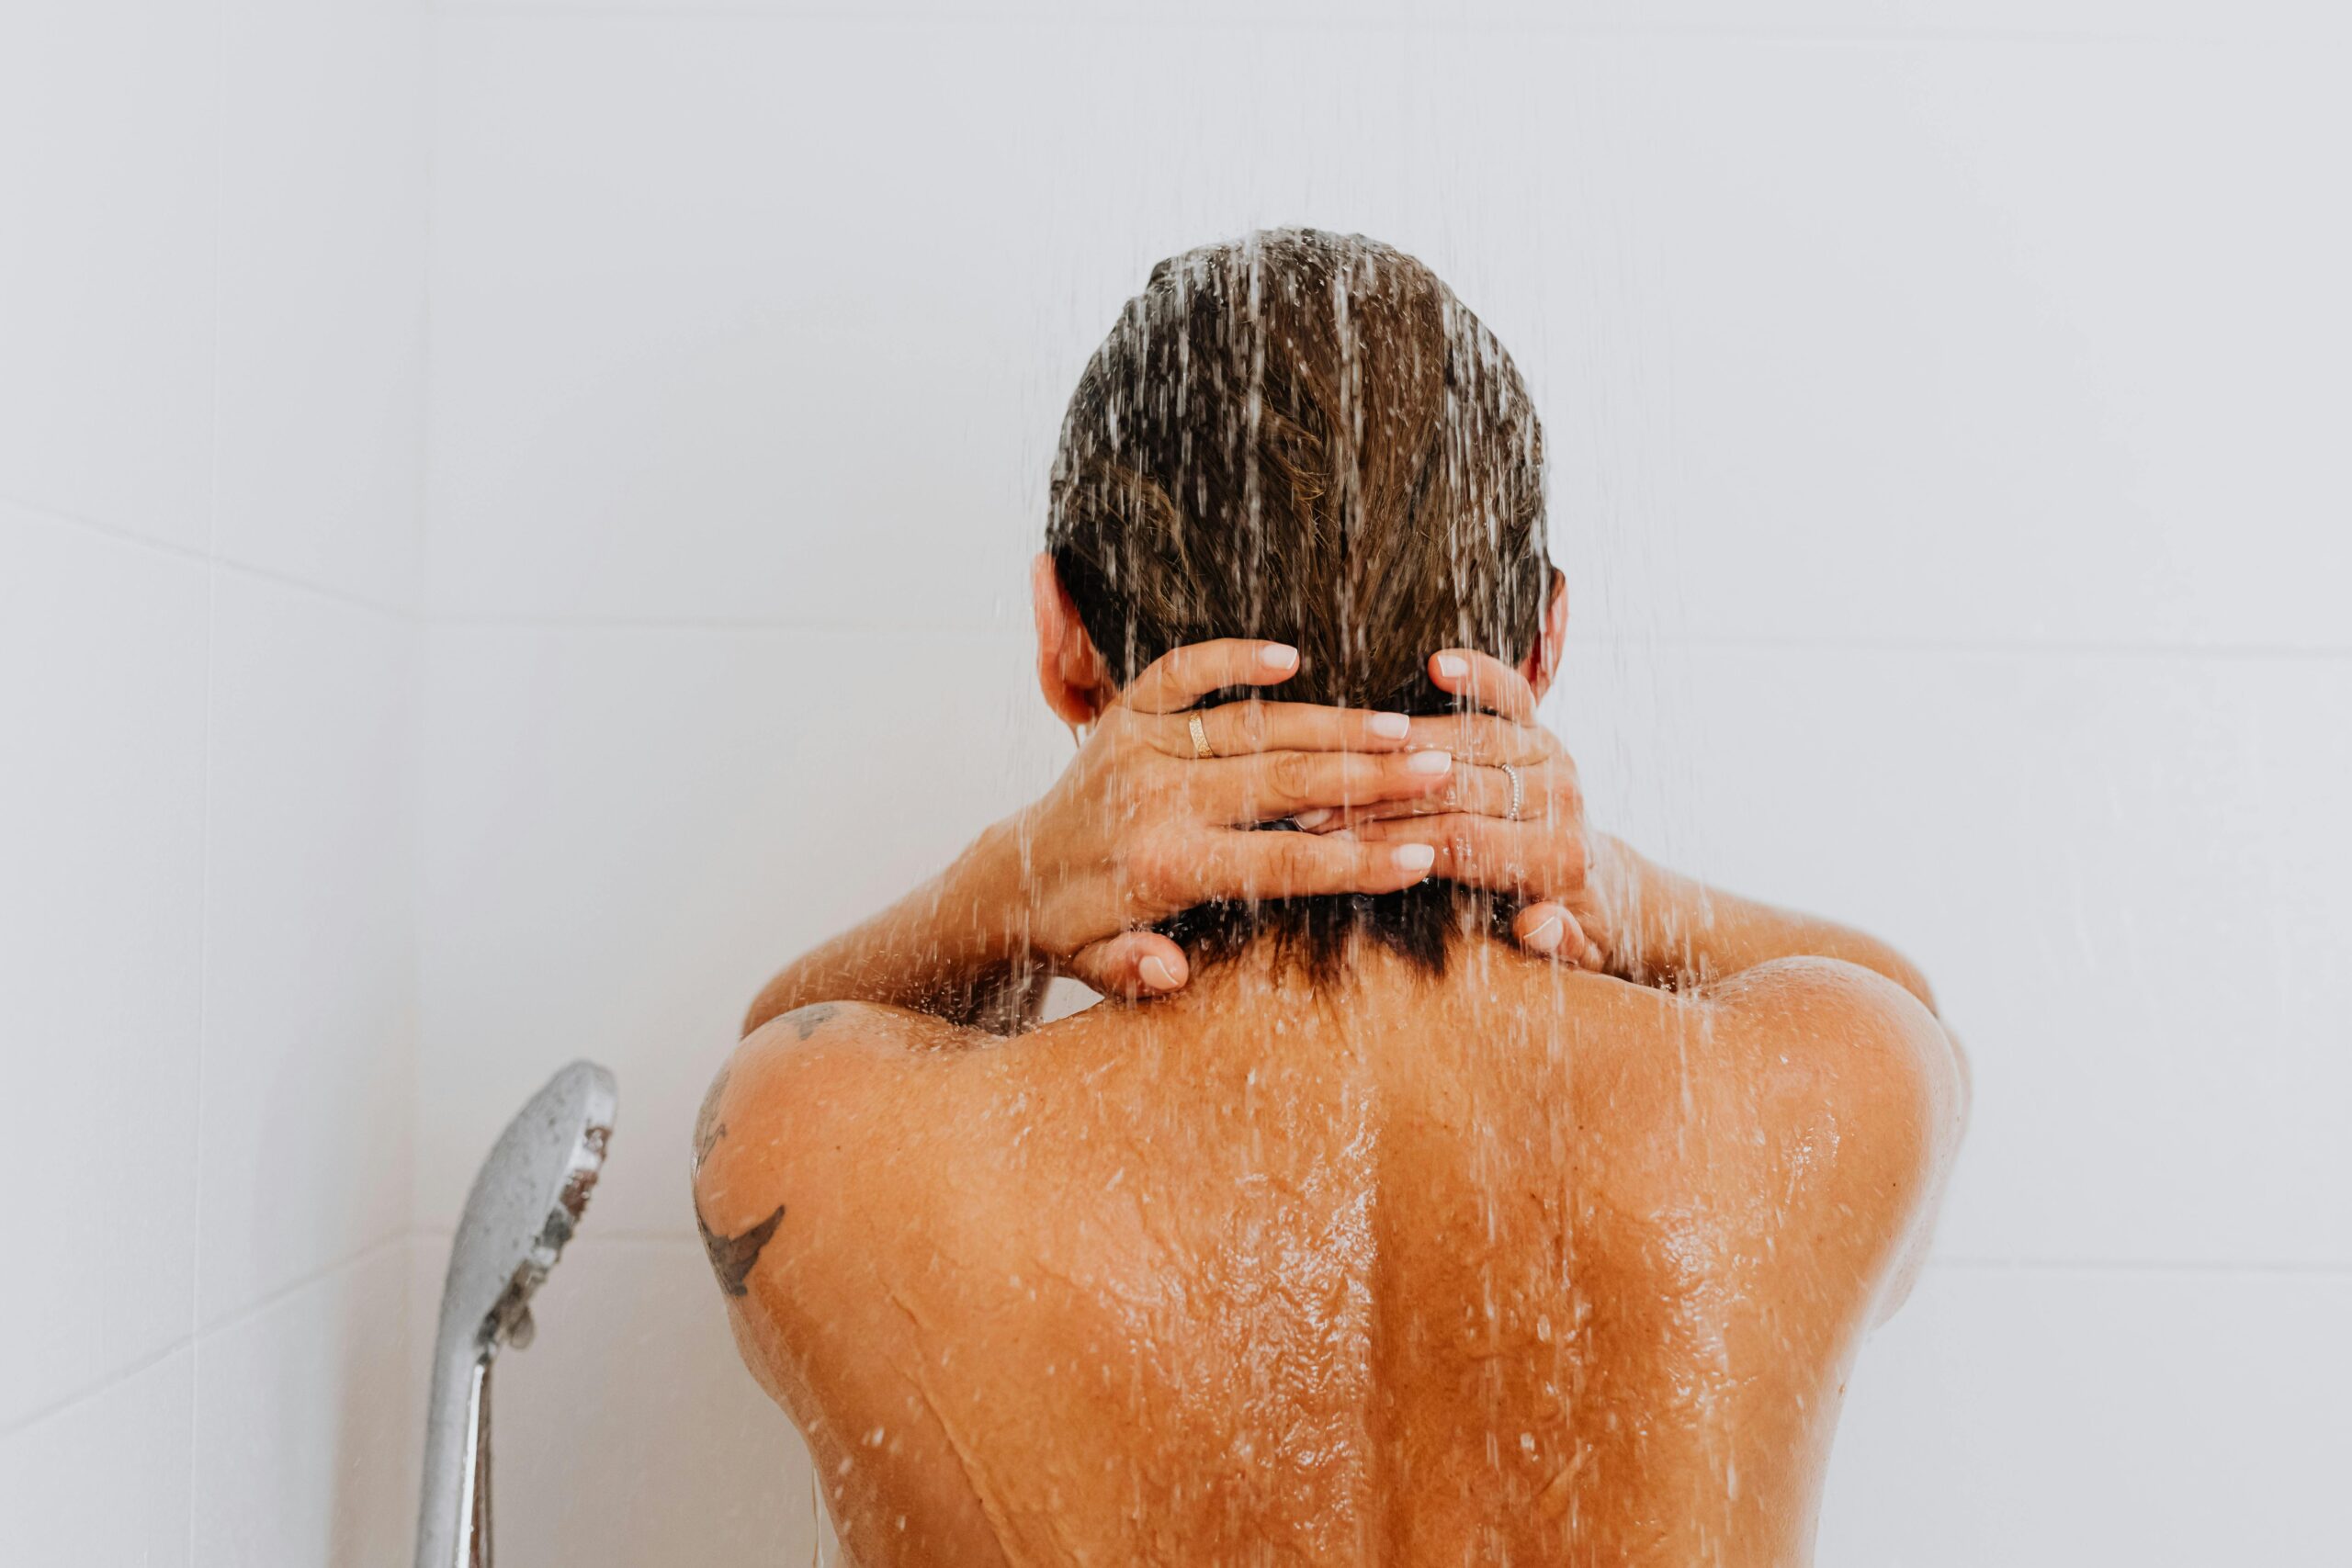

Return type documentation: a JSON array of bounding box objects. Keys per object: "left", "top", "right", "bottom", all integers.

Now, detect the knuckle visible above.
[
  {"left": 1126, "top": 840, "right": 1187, "bottom": 901},
  {"left": 1271, "top": 835, "right": 1317, "bottom": 881},
  {"left": 1561, "top": 830, "right": 1590, "bottom": 882},
  {"left": 1268, "top": 751, "right": 1317, "bottom": 805}
]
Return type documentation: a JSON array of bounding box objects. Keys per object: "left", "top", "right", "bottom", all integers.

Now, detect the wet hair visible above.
[{"left": 1047, "top": 229, "right": 1553, "bottom": 976}]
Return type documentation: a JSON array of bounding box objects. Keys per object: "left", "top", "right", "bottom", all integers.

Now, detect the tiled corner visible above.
[
  {"left": 198, "top": 570, "right": 416, "bottom": 1327},
  {"left": 191, "top": 1240, "right": 421, "bottom": 1568}
]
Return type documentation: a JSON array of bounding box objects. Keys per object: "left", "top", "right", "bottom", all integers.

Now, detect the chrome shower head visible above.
[{"left": 415, "top": 1060, "right": 616, "bottom": 1568}]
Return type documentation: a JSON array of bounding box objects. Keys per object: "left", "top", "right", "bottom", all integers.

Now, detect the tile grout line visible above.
[
  {"left": 0, "top": 491, "right": 415, "bottom": 623},
  {"left": 0, "top": 1338, "right": 190, "bottom": 1447},
  {"left": 413, "top": 0, "right": 446, "bottom": 1275},
  {"left": 194, "top": 1230, "right": 418, "bottom": 1341},
  {"left": 423, "top": 1, "right": 2175, "bottom": 48},
  {"left": 187, "top": 2, "right": 228, "bottom": 1546},
  {"left": 1933, "top": 1255, "right": 2352, "bottom": 1277},
  {"left": 417, "top": 608, "right": 2352, "bottom": 664},
  {"left": 0, "top": 1231, "right": 419, "bottom": 1444}
]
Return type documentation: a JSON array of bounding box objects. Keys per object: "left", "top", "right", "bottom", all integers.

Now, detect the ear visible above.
[
  {"left": 1520, "top": 568, "right": 1568, "bottom": 703},
  {"left": 1032, "top": 553, "right": 1115, "bottom": 726}
]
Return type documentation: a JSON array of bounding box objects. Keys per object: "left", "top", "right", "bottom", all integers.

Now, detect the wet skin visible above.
[{"left": 693, "top": 938, "right": 1962, "bottom": 1567}]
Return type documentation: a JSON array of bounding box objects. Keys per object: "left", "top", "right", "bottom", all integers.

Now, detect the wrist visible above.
[
  {"left": 1587, "top": 832, "right": 1653, "bottom": 976},
  {"left": 1589, "top": 832, "right": 1643, "bottom": 909},
  {"left": 945, "top": 815, "right": 1034, "bottom": 969}
]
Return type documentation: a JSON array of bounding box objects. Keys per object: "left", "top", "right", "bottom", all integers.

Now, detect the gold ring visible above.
[
  {"left": 1188, "top": 711, "right": 1214, "bottom": 760},
  {"left": 1499, "top": 761, "right": 1524, "bottom": 822}
]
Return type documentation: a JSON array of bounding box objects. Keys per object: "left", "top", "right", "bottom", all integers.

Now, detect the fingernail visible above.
[
  {"left": 1292, "top": 807, "right": 1336, "bottom": 830},
  {"left": 1406, "top": 749, "right": 1453, "bottom": 775},
  {"left": 1260, "top": 643, "right": 1299, "bottom": 671},
  {"left": 1139, "top": 955, "right": 1179, "bottom": 990},
  {"left": 1393, "top": 843, "right": 1436, "bottom": 874},
  {"left": 1523, "top": 914, "right": 1565, "bottom": 953},
  {"left": 1367, "top": 712, "right": 1411, "bottom": 740},
  {"left": 1434, "top": 653, "right": 1469, "bottom": 680}
]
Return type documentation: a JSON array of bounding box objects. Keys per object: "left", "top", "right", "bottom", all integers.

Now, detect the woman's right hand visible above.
[{"left": 993, "top": 638, "right": 1461, "bottom": 998}]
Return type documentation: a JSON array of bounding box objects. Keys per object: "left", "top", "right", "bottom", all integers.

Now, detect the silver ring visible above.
[
  {"left": 1188, "top": 711, "right": 1214, "bottom": 760},
  {"left": 1499, "top": 761, "right": 1524, "bottom": 822}
]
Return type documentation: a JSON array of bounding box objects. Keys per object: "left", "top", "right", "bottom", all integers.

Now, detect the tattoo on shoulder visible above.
[
  {"left": 699, "top": 1203, "right": 787, "bottom": 1298},
  {"left": 777, "top": 1002, "right": 840, "bottom": 1042}
]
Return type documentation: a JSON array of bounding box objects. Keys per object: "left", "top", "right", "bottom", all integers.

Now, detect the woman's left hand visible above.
[{"left": 1313, "top": 649, "right": 1616, "bottom": 970}]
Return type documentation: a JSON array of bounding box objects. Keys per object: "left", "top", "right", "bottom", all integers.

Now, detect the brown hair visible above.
[{"left": 1047, "top": 229, "right": 1552, "bottom": 974}]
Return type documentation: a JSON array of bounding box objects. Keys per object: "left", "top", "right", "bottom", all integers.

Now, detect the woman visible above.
[{"left": 694, "top": 230, "right": 1965, "bottom": 1566}]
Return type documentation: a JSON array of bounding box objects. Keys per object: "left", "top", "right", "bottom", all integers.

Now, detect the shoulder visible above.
[
  {"left": 1695, "top": 956, "right": 1965, "bottom": 1234},
  {"left": 690, "top": 1001, "right": 975, "bottom": 1294},
  {"left": 707, "top": 998, "right": 985, "bottom": 1119},
  {"left": 1702, "top": 955, "right": 1958, "bottom": 1107},
  {"left": 687, "top": 1003, "right": 1020, "bottom": 1552}
]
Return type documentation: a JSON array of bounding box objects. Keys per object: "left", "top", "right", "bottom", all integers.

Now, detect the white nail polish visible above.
[
  {"left": 1393, "top": 843, "right": 1436, "bottom": 874},
  {"left": 1407, "top": 749, "right": 1453, "bottom": 774},
  {"left": 1368, "top": 713, "right": 1410, "bottom": 740},
  {"left": 1139, "top": 955, "right": 1179, "bottom": 990},
  {"left": 1260, "top": 644, "right": 1299, "bottom": 671},
  {"left": 1524, "top": 915, "right": 1565, "bottom": 953},
  {"left": 1434, "top": 654, "right": 1469, "bottom": 679},
  {"left": 1292, "top": 808, "right": 1335, "bottom": 830}
]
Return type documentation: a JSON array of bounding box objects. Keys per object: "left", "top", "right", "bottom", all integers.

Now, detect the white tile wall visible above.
[
  {"left": 423, "top": 12, "right": 1562, "bottom": 630},
  {"left": 0, "top": 505, "right": 209, "bottom": 1427},
  {"left": 425, "top": 16, "right": 2352, "bottom": 655},
  {"left": 0, "top": 1, "right": 218, "bottom": 553},
  {"left": 214, "top": 0, "right": 430, "bottom": 611},
  {"left": 198, "top": 571, "right": 415, "bottom": 1325},
  {"left": 192, "top": 1242, "right": 421, "bottom": 1568},
  {"left": 424, "top": 0, "right": 2352, "bottom": 47},
  {"left": 1817, "top": 1262, "right": 2352, "bottom": 1564},
  {"left": 0, "top": 1346, "right": 194, "bottom": 1568},
  {"left": 1544, "top": 40, "right": 2352, "bottom": 654},
  {"left": 0, "top": 0, "right": 427, "bottom": 1561}
]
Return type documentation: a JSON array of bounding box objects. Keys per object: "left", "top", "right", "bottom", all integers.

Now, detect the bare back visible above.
[{"left": 692, "top": 942, "right": 1959, "bottom": 1566}]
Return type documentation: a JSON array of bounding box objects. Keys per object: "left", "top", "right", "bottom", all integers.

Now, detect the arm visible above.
[
  {"left": 1593, "top": 834, "right": 1938, "bottom": 1012},
  {"left": 743, "top": 820, "right": 1041, "bottom": 1036}
]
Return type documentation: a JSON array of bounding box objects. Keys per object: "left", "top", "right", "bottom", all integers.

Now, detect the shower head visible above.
[{"left": 415, "top": 1060, "right": 617, "bottom": 1568}]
